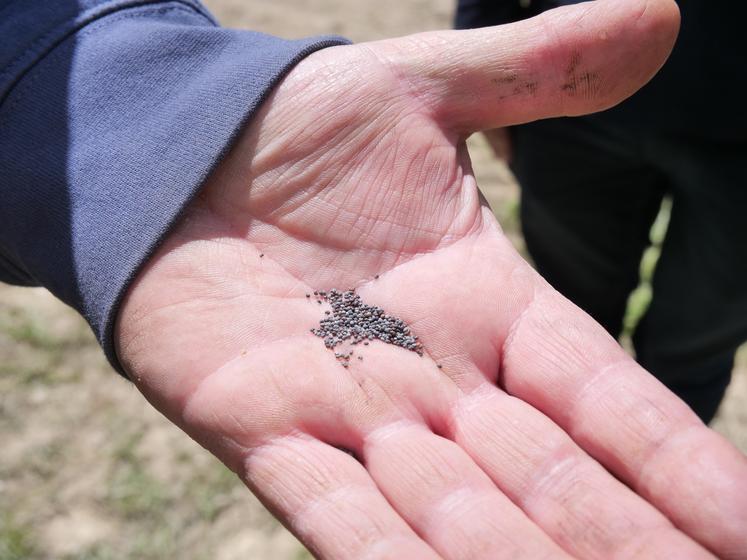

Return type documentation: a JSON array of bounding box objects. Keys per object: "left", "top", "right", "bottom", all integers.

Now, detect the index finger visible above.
[{"left": 500, "top": 280, "right": 747, "bottom": 559}]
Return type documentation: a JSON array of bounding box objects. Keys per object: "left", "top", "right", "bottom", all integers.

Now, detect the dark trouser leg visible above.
[
  {"left": 511, "top": 117, "right": 665, "bottom": 339},
  {"left": 633, "top": 135, "right": 747, "bottom": 423}
]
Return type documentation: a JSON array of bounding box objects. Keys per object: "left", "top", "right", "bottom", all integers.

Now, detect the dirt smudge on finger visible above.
[
  {"left": 492, "top": 72, "right": 519, "bottom": 84},
  {"left": 560, "top": 51, "right": 601, "bottom": 98}
]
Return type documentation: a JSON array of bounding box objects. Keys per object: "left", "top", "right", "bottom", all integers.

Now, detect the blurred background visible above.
[{"left": 1, "top": 1, "right": 745, "bottom": 559}]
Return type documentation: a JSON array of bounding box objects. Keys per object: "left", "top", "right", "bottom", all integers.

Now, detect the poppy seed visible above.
[{"left": 310, "top": 289, "right": 423, "bottom": 357}]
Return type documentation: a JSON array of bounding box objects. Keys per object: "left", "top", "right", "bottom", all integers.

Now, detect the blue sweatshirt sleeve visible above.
[{"left": 0, "top": 0, "right": 348, "bottom": 377}]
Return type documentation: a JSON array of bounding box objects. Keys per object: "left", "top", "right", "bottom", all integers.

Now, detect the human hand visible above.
[{"left": 115, "top": 0, "right": 747, "bottom": 558}]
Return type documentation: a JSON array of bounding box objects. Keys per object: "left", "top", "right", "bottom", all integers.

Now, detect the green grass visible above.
[
  {"left": 185, "top": 463, "right": 241, "bottom": 522},
  {"left": 0, "top": 514, "right": 37, "bottom": 560},
  {"left": 100, "top": 429, "right": 181, "bottom": 559},
  {"left": 0, "top": 309, "right": 57, "bottom": 351},
  {"left": 0, "top": 307, "right": 83, "bottom": 385},
  {"left": 622, "top": 197, "right": 672, "bottom": 338},
  {"left": 106, "top": 430, "right": 170, "bottom": 520},
  {"left": 63, "top": 545, "right": 119, "bottom": 560}
]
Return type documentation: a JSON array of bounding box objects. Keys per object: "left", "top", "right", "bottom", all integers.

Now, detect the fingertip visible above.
[
  {"left": 555, "top": 0, "right": 682, "bottom": 118},
  {"left": 633, "top": 0, "right": 681, "bottom": 71}
]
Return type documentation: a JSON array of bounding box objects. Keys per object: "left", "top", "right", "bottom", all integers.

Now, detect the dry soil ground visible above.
[{"left": 1, "top": 1, "right": 745, "bottom": 559}]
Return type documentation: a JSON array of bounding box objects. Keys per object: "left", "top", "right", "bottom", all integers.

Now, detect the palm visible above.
[{"left": 116, "top": 2, "right": 747, "bottom": 558}]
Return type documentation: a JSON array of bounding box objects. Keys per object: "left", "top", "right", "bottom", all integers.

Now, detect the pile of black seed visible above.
[{"left": 309, "top": 289, "right": 423, "bottom": 363}]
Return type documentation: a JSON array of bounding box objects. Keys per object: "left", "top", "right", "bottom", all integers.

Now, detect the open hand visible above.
[{"left": 116, "top": 1, "right": 747, "bottom": 557}]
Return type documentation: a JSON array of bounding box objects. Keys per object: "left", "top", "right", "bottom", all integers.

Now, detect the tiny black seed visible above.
[
  {"left": 310, "top": 289, "right": 423, "bottom": 358},
  {"left": 259, "top": 253, "right": 264, "bottom": 258}
]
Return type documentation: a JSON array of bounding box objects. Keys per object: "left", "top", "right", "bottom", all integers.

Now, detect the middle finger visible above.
[{"left": 448, "top": 383, "right": 713, "bottom": 559}]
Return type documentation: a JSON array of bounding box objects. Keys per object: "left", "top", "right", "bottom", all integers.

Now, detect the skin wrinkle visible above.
[
  {"left": 475, "top": 394, "right": 571, "bottom": 494},
  {"left": 568, "top": 1, "right": 601, "bottom": 31},
  {"left": 566, "top": 358, "right": 634, "bottom": 426},
  {"left": 360, "top": 536, "right": 438, "bottom": 560},
  {"left": 449, "top": 389, "right": 529, "bottom": 486},
  {"left": 241, "top": 206, "right": 486, "bottom": 294},
  {"left": 153, "top": 234, "right": 298, "bottom": 290},
  {"left": 362, "top": 424, "right": 556, "bottom": 558},
  {"left": 456, "top": 393, "right": 687, "bottom": 558},
  {"left": 466, "top": 237, "right": 506, "bottom": 380},
  {"left": 344, "top": 160, "right": 432, "bottom": 249},
  {"left": 533, "top": 3, "right": 612, "bottom": 111},
  {"left": 234, "top": 142, "right": 480, "bottom": 274},
  {"left": 244, "top": 436, "right": 392, "bottom": 544},
  {"left": 411, "top": 147, "right": 465, "bottom": 235},
  {"left": 358, "top": 39, "right": 443, "bottom": 127},
  {"left": 249, "top": 148, "right": 340, "bottom": 218},
  {"left": 499, "top": 277, "right": 540, "bottom": 389},
  {"left": 402, "top": 123, "right": 450, "bottom": 192},
  {"left": 267, "top": 211, "right": 447, "bottom": 256},
  {"left": 566, "top": 363, "right": 689, "bottom": 471},
  {"left": 632, "top": 0, "right": 652, "bottom": 27},
  {"left": 614, "top": 525, "right": 692, "bottom": 560},
  {"left": 178, "top": 334, "right": 325, "bottom": 435},
  {"left": 346, "top": 374, "right": 428, "bottom": 438},
  {"left": 247, "top": 106, "right": 379, "bottom": 212},
  {"left": 316, "top": 189, "right": 370, "bottom": 245},
  {"left": 365, "top": 419, "right": 426, "bottom": 447},
  {"left": 256, "top": 67, "right": 388, "bottom": 154},
  {"left": 429, "top": 498, "right": 551, "bottom": 559},
  {"left": 365, "top": 153, "right": 427, "bottom": 236},
  {"left": 535, "top": 10, "right": 573, "bottom": 116},
  {"left": 396, "top": 448, "right": 464, "bottom": 503},
  {"left": 356, "top": 136, "right": 399, "bottom": 215},
  {"left": 264, "top": 137, "right": 468, "bottom": 247},
  {"left": 543, "top": 319, "right": 589, "bottom": 372},
  {"left": 523, "top": 454, "right": 622, "bottom": 546},
  {"left": 427, "top": 487, "right": 499, "bottom": 536},
  {"left": 377, "top": 130, "right": 425, "bottom": 234},
  {"left": 326, "top": 124, "right": 392, "bottom": 197},
  {"left": 635, "top": 424, "right": 714, "bottom": 495},
  {"left": 296, "top": 491, "right": 395, "bottom": 557},
  {"left": 521, "top": 439, "right": 580, "bottom": 506},
  {"left": 244, "top": 437, "right": 367, "bottom": 507},
  {"left": 259, "top": 98, "right": 408, "bottom": 208},
  {"left": 117, "top": 293, "right": 219, "bottom": 368}
]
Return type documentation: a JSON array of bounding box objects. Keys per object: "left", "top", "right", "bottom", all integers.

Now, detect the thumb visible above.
[{"left": 381, "top": 0, "right": 680, "bottom": 133}]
